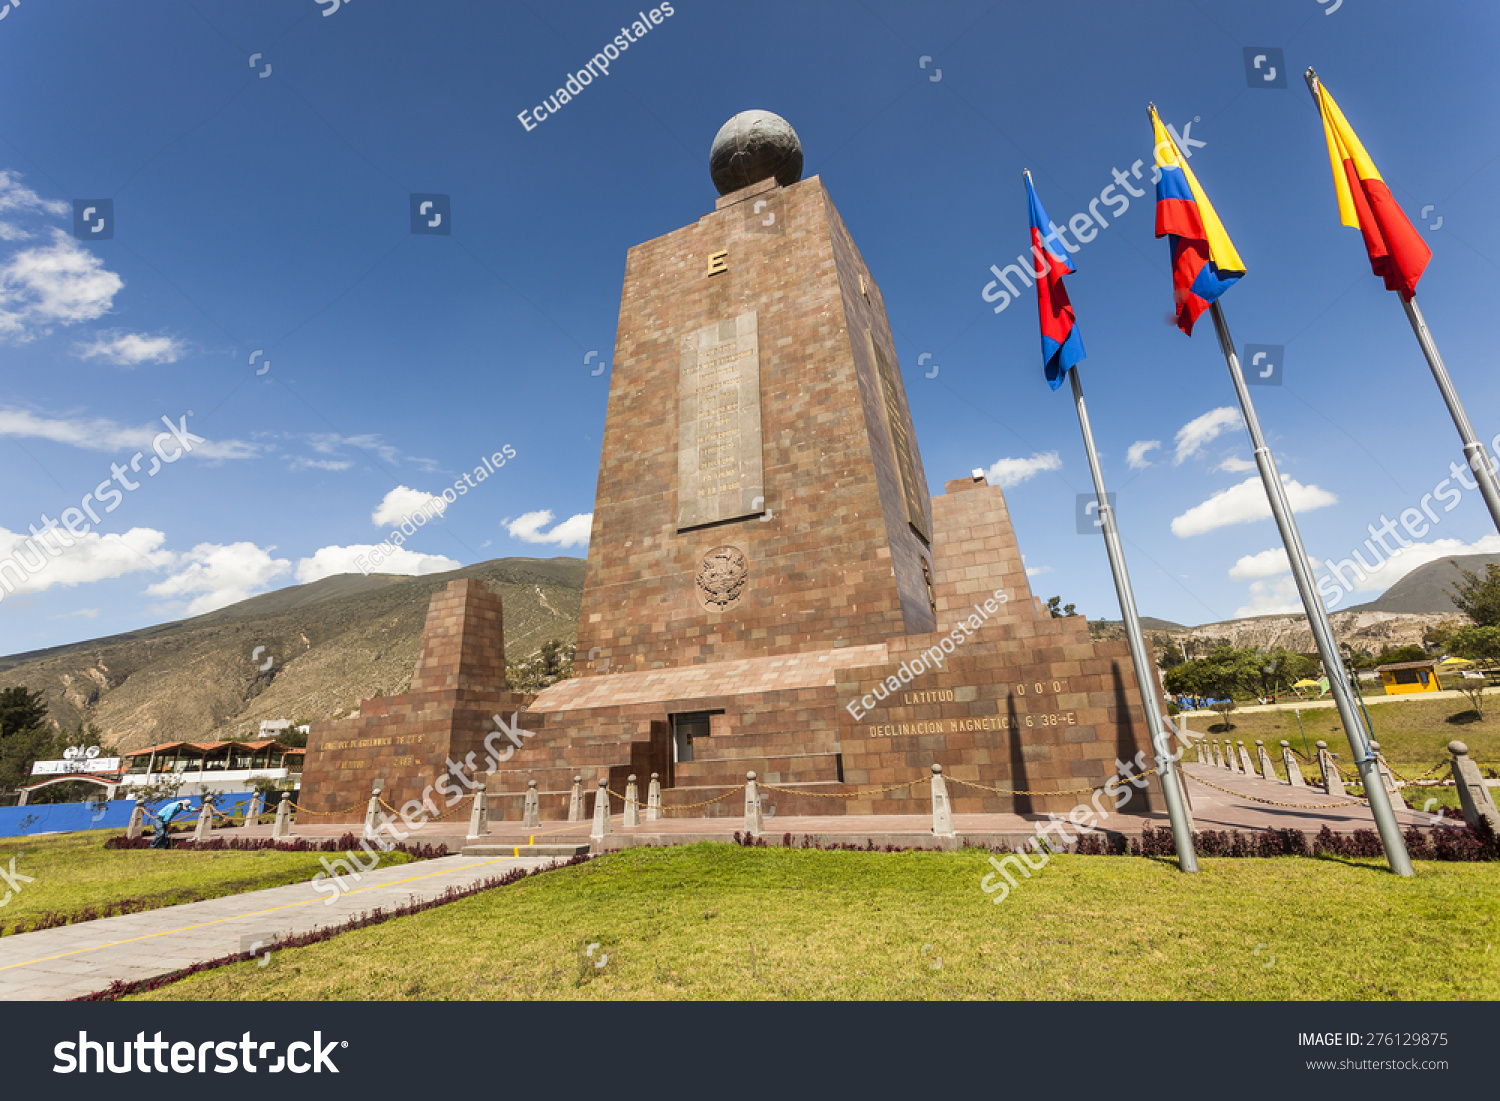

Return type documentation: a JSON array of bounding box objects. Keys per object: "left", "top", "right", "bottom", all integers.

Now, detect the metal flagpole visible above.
[
  {"left": 1069, "top": 367, "right": 1199, "bottom": 872},
  {"left": 1209, "top": 301, "right": 1414, "bottom": 875},
  {"left": 1401, "top": 297, "right": 1500, "bottom": 534},
  {"left": 1303, "top": 70, "right": 1500, "bottom": 534}
]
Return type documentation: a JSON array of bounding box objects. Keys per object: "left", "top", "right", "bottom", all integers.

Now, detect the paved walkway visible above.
[{"left": 0, "top": 853, "right": 555, "bottom": 1001}]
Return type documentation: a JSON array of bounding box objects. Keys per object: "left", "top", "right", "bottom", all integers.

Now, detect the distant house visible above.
[
  {"left": 259, "top": 719, "right": 295, "bottom": 737},
  {"left": 1374, "top": 659, "right": 1442, "bottom": 696}
]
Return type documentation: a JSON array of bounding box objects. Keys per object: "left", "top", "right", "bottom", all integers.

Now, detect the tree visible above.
[
  {"left": 1046, "top": 596, "right": 1077, "bottom": 618},
  {"left": 1423, "top": 624, "right": 1454, "bottom": 650},
  {"left": 1250, "top": 648, "right": 1317, "bottom": 698},
  {"left": 0, "top": 686, "right": 55, "bottom": 801},
  {"left": 1448, "top": 562, "right": 1500, "bottom": 627},
  {"left": 1446, "top": 625, "right": 1500, "bottom": 667},
  {"left": 1375, "top": 644, "right": 1429, "bottom": 666},
  {"left": 0, "top": 686, "right": 48, "bottom": 740},
  {"left": 1458, "top": 683, "right": 1487, "bottom": 721}
]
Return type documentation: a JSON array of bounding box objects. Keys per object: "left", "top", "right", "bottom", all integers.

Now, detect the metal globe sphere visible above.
[{"left": 709, "top": 110, "right": 803, "bottom": 196}]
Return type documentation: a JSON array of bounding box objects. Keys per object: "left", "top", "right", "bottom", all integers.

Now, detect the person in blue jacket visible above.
[{"left": 149, "top": 798, "right": 193, "bottom": 849}]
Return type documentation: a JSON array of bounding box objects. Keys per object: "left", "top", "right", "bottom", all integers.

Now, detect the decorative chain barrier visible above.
[
  {"left": 1186, "top": 770, "right": 1369, "bottom": 809},
  {"left": 945, "top": 768, "right": 1158, "bottom": 799},
  {"left": 756, "top": 776, "right": 927, "bottom": 800},
  {"left": 287, "top": 799, "right": 369, "bottom": 818},
  {"left": 378, "top": 793, "right": 473, "bottom": 823},
  {"left": 1386, "top": 760, "right": 1448, "bottom": 784},
  {"left": 606, "top": 784, "right": 746, "bottom": 813}
]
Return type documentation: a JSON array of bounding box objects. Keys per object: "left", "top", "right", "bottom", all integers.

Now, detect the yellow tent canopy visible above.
[
  {"left": 1292, "top": 679, "right": 1322, "bottom": 687},
  {"left": 1438, "top": 656, "right": 1472, "bottom": 667}
]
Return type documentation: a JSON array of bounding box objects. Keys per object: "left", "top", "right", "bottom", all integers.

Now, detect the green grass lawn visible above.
[
  {"left": 0, "top": 830, "right": 415, "bottom": 934},
  {"left": 131, "top": 843, "right": 1499, "bottom": 1001}
]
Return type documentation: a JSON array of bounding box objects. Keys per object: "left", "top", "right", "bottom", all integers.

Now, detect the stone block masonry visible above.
[{"left": 299, "top": 170, "right": 1166, "bottom": 821}]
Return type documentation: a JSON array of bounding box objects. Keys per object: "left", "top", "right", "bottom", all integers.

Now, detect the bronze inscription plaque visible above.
[{"left": 677, "top": 311, "right": 765, "bottom": 530}]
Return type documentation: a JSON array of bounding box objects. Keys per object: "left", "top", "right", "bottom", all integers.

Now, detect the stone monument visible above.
[{"left": 298, "top": 111, "right": 1167, "bottom": 822}]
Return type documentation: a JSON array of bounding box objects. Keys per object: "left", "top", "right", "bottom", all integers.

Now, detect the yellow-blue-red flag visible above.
[{"left": 1150, "top": 105, "right": 1245, "bottom": 335}]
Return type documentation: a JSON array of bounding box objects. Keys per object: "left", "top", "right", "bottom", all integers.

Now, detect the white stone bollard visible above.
[
  {"left": 590, "top": 778, "right": 611, "bottom": 840},
  {"left": 1449, "top": 741, "right": 1500, "bottom": 832},
  {"left": 362, "top": 783, "right": 383, "bottom": 842},
  {"left": 1280, "top": 741, "right": 1306, "bottom": 787},
  {"left": 568, "top": 776, "right": 584, "bottom": 822},
  {"left": 1316, "top": 741, "right": 1345, "bottom": 797},
  {"left": 1369, "top": 741, "right": 1400, "bottom": 796},
  {"left": 1237, "top": 741, "right": 1258, "bottom": 777},
  {"left": 272, "top": 793, "right": 292, "bottom": 838},
  {"left": 1256, "top": 740, "right": 1278, "bottom": 781},
  {"left": 930, "top": 764, "right": 955, "bottom": 837},
  {"left": 523, "top": 779, "right": 541, "bottom": 828},
  {"left": 467, "top": 779, "right": 489, "bottom": 840},
  {"left": 744, "top": 771, "right": 763, "bottom": 836},
  {"left": 192, "top": 799, "right": 214, "bottom": 842},
  {"left": 646, "top": 773, "right": 662, "bottom": 821},
  {"left": 247, "top": 791, "right": 264, "bottom": 822},
  {"left": 126, "top": 800, "right": 145, "bottom": 840},
  {"left": 623, "top": 775, "right": 640, "bottom": 828}
]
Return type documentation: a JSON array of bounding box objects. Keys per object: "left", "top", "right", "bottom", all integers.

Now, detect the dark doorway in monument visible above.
[{"left": 671, "top": 711, "right": 721, "bottom": 765}]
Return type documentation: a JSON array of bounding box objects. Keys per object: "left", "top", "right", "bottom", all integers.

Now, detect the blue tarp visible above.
[{"left": 0, "top": 793, "right": 257, "bottom": 838}]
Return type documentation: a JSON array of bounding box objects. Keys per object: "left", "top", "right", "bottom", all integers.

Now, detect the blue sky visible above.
[{"left": 1, "top": 0, "right": 1497, "bottom": 650}]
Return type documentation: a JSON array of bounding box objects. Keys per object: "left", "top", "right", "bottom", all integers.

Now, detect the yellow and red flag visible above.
[{"left": 1308, "top": 73, "right": 1430, "bottom": 300}]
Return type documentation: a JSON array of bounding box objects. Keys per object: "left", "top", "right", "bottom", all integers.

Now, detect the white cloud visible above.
[
  {"left": 1022, "top": 554, "right": 1052, "bottom": 578},
  {"left": 1228, "top": 548, "right": 1291, "bottom": 581},
  {"left": 1171, "top": 476, "right": 1337, "bottom": 537},
  {"left": 506, "top": 510, "right": 592, "bottom": 548},
  {"left": 372, "top": 486, "right": 448, "bottom": 527},
  {"left": 310, "top": 432, "right": 402, "bottom": 466},
  {"left": 287, "top": 456, "right": 353, "bottom": 472},
  {"left": 295, "top": 544, "right": 459, "bottom": 583},
  {"left": 1217, "top": 455, "right": 1256, "bottom": 473},
  {"left": 1234, "top": 575, "right": 1304, "bottom": 618},
  {"left": 146, "top": 542, "right": 290, "bottom": 615},
  {"left": 985, "top": 451, "right": 1061, "bottom": 488},
  {"left": 74, "top": 330, "right": 185, "bottom": 366},
  {"left": 0, "top": 170, "right": 68, "bottom": 242},
  {"left": 1126, "top": 440, "right": 1161, "bottom": 470},
  {"left": 1174, "top": 407, "right": 1242, "bottom": 464},
  {"left": 1322, "top": 533, "right": 1500, "bottom": 598},
  {"left": 50, "top": 608, "right": 100, "bottom": 620},
  {"left": 0, "top": 407, "right": 258, "bottom": 461},
  {"left": 0, "top": 229, "right": 123, "bottom": 341},
  {"left": 0, "top": 525, "right": 174, "bottom": 600}
]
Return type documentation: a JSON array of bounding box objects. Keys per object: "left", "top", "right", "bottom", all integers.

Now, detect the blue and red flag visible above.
[
  {"left": 1024, "top": 171, "right": 1085, "bottom": 389},
  {"left": 1150, "top": 105, "right": 1246, "bottom": 335}
]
